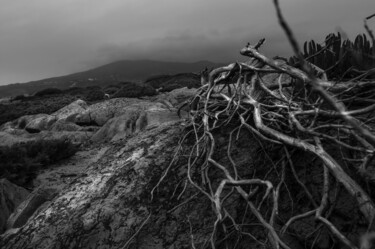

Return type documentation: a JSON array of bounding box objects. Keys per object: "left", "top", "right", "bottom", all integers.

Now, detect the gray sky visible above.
[{"left": 0, "top": 0, "right": 373, "bottom": 85}]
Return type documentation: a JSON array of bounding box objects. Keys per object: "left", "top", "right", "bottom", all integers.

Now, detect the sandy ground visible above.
[{"left": 32, "top": 145, "right": 109, "bottom": 191}]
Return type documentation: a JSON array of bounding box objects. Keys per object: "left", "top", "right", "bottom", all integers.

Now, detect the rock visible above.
[
  {"left": 90, "top": 108, "right": 143, "bottom": 142},
  {"left": 49, "top": 120, "right": 84, "bottom": 132},
  {"left": 0, "top": 130, "right": 92, "bottom": 148},
  {"left": 0, "top": 179, "right": 29, "bottom": 233},
  {"left": 0, "top": 122, "right": 213, "bottom": 248},
  {"left": 0, "top": 100, "right": 88, "bottom": 134},
  {"left": 149, "top": 87, "right": 197, "bottom": 107},
  {"left": 74, "top": 98, "right": 141, "bottom": 126},
  {"left": 52, "top": 99, "right": 88, "bottom": 121},
  {"left": 15, "top": 114, "right": 48, "bottom": 130},
  {"left": 0, "top": 131, "right": 36, "bottom": 147},
  {"left": 38, "top": 131, "right": 93, "bottom": 145},
  {"left": 74, "top": 98, "right": 173, "bottom": 127},
  {"left": 91, "top": 103, "right": 180, "bottom": 142},
  {"left": 0, "top": 121, "right": 16, "bottom": 132},
  {"left": 6, "top": 188, "right": 58, "bottom": 230},
  {"left": 25, "top": 114, "right": 57, "bottom": 133}
]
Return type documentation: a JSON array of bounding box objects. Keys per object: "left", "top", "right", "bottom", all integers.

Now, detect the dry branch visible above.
[{"left": 153, "top": 2, "right": 375, "bottom": 248}]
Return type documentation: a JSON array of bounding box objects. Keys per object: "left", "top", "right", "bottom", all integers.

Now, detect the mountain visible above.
[{"left": 0, "top": 60, "right": 224, "bottom": 98}]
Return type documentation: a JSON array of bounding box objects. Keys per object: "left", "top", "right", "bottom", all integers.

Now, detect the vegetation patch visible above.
[
  {"left": 145, "top": 73, "right": 201, "bottom": 92},
  {"left": 112, "top": 82, "right": 157, "bottom": 98},
  {"left": 0, "top": 95, "right": 78, "bottom": 126},
  {"left": 0, "top": 139, "right": 79, "bottom": 188}
]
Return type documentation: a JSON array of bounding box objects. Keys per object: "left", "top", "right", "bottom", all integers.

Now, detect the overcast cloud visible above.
[{"left": 0, "top": 0, "right": 373, "bottom": 85}]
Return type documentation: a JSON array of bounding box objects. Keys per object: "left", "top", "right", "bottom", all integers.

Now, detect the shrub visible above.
[
  {"left": 112, "top": 82, "right": 157, "bottom": 98},
  {"left": 34, "top": 88, "right": 63, "bottom": 97},
  {"left": 289, "top": 32, "right": 375, "bottom": 80},
  {"left": 0, "top": 139, "right": 79, "bottom": 188},
  {"left": 103, "top": 85, "right": 121, "bottom": 95},
  {"left": 12, "top": 95, "right": 30, "bottom": 101},
  {"left": 85, "top": 89, "right": 105, "bottom": 102},
  {"left": 63, "top": 87, "right": 85, "bottom": 96},
  {"left": 0, "top": 95, "right": 78, "bottom": 126}
]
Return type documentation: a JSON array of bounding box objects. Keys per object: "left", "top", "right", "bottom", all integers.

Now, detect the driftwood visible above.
[{"left": 159, "top": 1, "right": 375, "bottom": 248}]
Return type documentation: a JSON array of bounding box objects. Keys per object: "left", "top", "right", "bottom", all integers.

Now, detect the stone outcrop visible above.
[
  {"left": 6, "top": 188, "right": 58, "bottom": 230},
  {"left": 25, "top": 114, "right": 57, "bottom": 133},
  {"left": 91, "top": 103, "right": 180, "bottom": 142},
  {"left": 0, "top": 179, "right": 29, "bottom": 233},
  {"left": 74, "top": 98, "right": 145, "bottom": 126},
  {"left": 149, "top": 87, "right": 196, "bottom": 107},
  {"left": 49, "top": 119, "right": 84, "bottom": 132},
  {"left": 0, "top": 130, "right": 93, "bottom": 147},
  {"left": 0, "top": 99, "right": 88, "bottom": 134},
  {"left": 52, "top": 99, "right": 88, "bottom": 121},
  {"left": 0, "top": 122, "right": 213, "bottom": 249}
]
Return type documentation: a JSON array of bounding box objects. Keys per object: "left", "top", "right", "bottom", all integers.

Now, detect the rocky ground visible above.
[{"left": 0, "top": 87, "right": 207, "bottom": 248}]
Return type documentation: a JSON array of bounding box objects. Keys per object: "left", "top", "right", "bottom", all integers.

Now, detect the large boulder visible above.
[
  {"left": 91, "top": 103, "right": 180, "bottom": 142},
  {"left": 149, "top": 87, "right": 197, "bottom": 107},
  {"left": 0, "top": 179, "right": 30, "bottom": 233},
  {"left": 0, "top": 131, "right": 36, "bottom": 147},
  {"left": 49, "top": 120, "right": 85, "bottom": 132},
  {"left": 0, "top": 99, "right": 88, "bottom": 134},
  {"left": 14, "top": 114, "right": 48, "bottom": 130},
  {"left": 38, "top": 131, "right": 93, "bottom": 145},
  {"left": 6, "top": 188, "right": 58, "bottom": 230},
  {"left": 0, "top": 130, "right": 92, "bottom": 148},
  {"left": 25, "top": 114, "right": 57, "bottom": 133},
  {"left": 0, "top": 122, "right": 213, "bottom": 248},
  {"left": 74, "top": 98, "right": 141, "bottom": 126},
  {"left": 90, "top": 108, "right": 143, "bottom": 142},
  {"left": 74, "top": 98, "right": 173, "bottom": 127},
  {"left": 52, "top": 99, "right": 88, "bottom": 121}
]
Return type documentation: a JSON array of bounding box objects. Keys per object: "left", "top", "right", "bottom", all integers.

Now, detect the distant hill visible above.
[{"left": 0, "top": 60, "right": 223, "bottom": 98}]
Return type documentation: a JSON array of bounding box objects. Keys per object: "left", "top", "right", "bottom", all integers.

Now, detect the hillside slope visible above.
[{"left": 0, "top": 60, "right": 223, "bottom": 98}]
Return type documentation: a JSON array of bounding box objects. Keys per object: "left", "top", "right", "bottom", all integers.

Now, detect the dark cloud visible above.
[{"left": 0, "top": 0, "right": 373, "bottom": 85}]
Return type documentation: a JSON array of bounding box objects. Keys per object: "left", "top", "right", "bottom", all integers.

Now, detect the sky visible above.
[{"left": 0, "top": 0, "right": 373, "bottom": 85}]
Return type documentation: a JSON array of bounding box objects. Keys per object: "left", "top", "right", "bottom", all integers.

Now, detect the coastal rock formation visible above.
[
  {"left": 0, "top": 99, "right": 89, "bottom": 133},
  {"left": 52, "top": 99, "right": 88, "bottom": 121},
  {"left": 0, "top": 122, "right": 213, "bottom": 249},
  {"left": 91, "top": 103, "right": 180, "bottom": 142},
  {"left": 25, "top": 114, "right": 57, "bottom": 133},
  {"left": 0, "top": 130, "right": 93, "bottom": 147},
  {"left": 74, "top": 98, "right": 142, "bottom": 126},
  {"left": 0, "top": 179, "right": 29, "bottom": 233}
]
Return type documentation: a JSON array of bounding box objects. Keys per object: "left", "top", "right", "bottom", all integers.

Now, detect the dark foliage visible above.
[
  {"left": 0, "top": 95, "right": 78, "bottom": 126},
  {"left": 11, "top": 95, "right": 33, "bottom": 102},
  {"left": 103, "top": 85, "right": 121, "bottom": 95},
  {"left": 112, "top": 82, "right": 157, "bottom": 98},
  {"left": 0, "top": 139, "right": 79, "bottom": 188},
  {"left": 145, "top": 73, "right": 201, "bottom": 92},
  {"left": 85, "top": 89, "right": 105, "bottom": 102},
  {"left": 62, "top": 87, "right": 85, "bottom": 96},
  {"left": 289, "top": 33, "right": 375, "bottom": 80},
  {"left": 34, "top": 88, "right": 63, "bottom": 97}
]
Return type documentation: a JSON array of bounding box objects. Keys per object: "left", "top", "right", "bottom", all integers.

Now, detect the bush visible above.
[
  {"left": 0, "top": 95, "right": 78, "bottom": 126},
  {"left": 112, "top": 82, "right": 157, "bottom": 98},
  {"left": 103, "top": 85, "right": 121, "bottom": 95},
  {"left": 85, "top": 89, "right": 105, "bottom": 102},
  {"left": 34, "top": 88, "right": 63, "bottom": 97},
  {"left": 12, "top": 95, "right": 32, "bottom": 102},
  {"left": 290, "top": 32, "right": 375, "bottom": 80},
  {"left": 0, "top": 139, "right": 79, "bottom": 188},
  {"left": 63, "top": 87, "right": 85, "bottom": 96}
]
